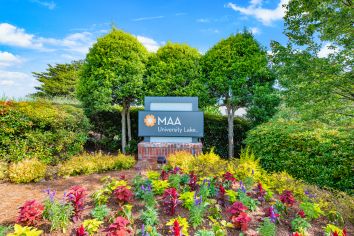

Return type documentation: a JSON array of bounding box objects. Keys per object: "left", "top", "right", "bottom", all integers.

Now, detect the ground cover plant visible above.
[{"left": 1, "top": 150, "right": 352, "bottom": 235}]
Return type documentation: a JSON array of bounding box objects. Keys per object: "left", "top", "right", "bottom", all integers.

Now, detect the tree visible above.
[
  {"left": 77, "top": 28, "right": 148, "bottom": 153},
  {"left": 33, "top": 61, "right": 82, "bottom": 97},
  {"left": 201, "top": 31, "right": 273, "bottom": 158},
  {"left": 271, "top": 0, "right": 353, "bottom": 124},
  {"left": 144, "top": 42, "right": 208, "bottom": 105}
]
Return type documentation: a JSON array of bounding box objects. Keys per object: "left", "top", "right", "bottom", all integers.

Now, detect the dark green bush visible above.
[
  {"left": 246, "top": 120, "right": 354, "bottom": 193},
  {"left": 88, "top": 108, "right": 249, "bottom": 158},
  {"left": 0, "top": 100, "right": 90, "bottom": 164}
]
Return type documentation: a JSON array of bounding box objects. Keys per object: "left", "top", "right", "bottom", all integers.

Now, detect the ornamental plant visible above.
[
  {"left": 227, "top": 202, "right": 248, "bottom": 217},
  {"left": 147, "top": 171, "right": 160, "bottom": 180},
  {"left": 238, "top": 190, "right": 258, "bottom": 211},
  {"left": 179, "top": 191, "right": 195, "bottom": 210},
  {"left": 90, "top": 204, "right": 111, "bottom": 221},
  {"left": 291, "top": 217, "right": 311, "bottom": 235},
  {"left": 66, "top": 185, "right": 87, "bottom": 221},
  {"left": 255, "top": 182, "right": 266, "bottom": 201},
  {"left": 258, "top": 217, "right": 276, "bottom": 236},
  {"left": 151, "top": 180, "right": 170, "bottom": 195},
  {"left": 218, "top": 185, "right": 226, "bottom": 206},
  {"left": 231, "top": 212, "right": 251, "bottom": 232},
  {"left": 172, "top": 220, "right": 182, "bottom": 236},
  {"left": 104, "top": 216, "right": 133, "bottom": 236},
  {"left": 324, "top": 224, "right": 347, "bottom": 236},
  {"left": 199, "top": 179, "right": 211, "bottom": 200},
  {"left": 299, "top": 202, "right": 324, "bottom": 220},
  {"left": 280, "top": 190, "right": 296, "bottom": 207},
  {"left": 7, "top": 224, "right": 43, "bottom": 236},
  {"left": 140, "top": 206, "right": 159, "bottom": 226},
  {"left": 266, "top": 206, "right": 280, "bottom": 223},
  {"left": 166, "top": 217, "right": 189, "bottom": 236},
  {"left": 140, "top": 184, "right": 157, "bottom": 207},
  {"left": 190, "top": 194, "right": 209, "bottom": 229},
  {"left": 195, "top": 229, "right": 215, "bottom": 236},
  {"left": 113, "top": 186, "right": 133, "bottom": 205},
  {"left": 160, "top": 170, "right": 169, "bottom": 180},
  {"left": 76, "top": 225, "right": 88, "bottom": 236},
  {"left": 225, "top": 189, "right": 237, "bottom": 203},
  {"left": 82, "top": 219, "right": 103, "bottom": 235},
  {"left": 188, "top": 173, "right": 198, "bottom": 191},
  {"left": 139, "top": 224, "right": 160, "bottom": 236},
  {"left": 168, "top": 174, "right": 182, "bottom": 189},
  {"left": 223, "top": 172, "right": 236, "bottom": 188},
  {"left": 17, "top": 200, "right": 44, "bottom": 226},
  {"left": 162, "top": 188, "right": 179, "bottom": 215}
]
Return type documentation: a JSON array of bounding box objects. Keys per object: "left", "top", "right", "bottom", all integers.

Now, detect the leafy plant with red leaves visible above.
[
  {"left": 292, "top": 232, "right": 303, "bottom": 236},
  {"left": 218, "top": 185, "right": 226, "bottom": 206},
  {"left": 160, "top": 170, "right": 169, "bottom": 180},
  {"left": 189, "top": 173, "right": 198, "bottom": 191},
  {"left": 297, "top": 210, "right": 306, "bottom": 218},
  {"left": 17, "top": 200, "right": 44, "bottom": 226},
  {"left": 223, "top": 172, "right": 236, "bottom": 188},
  {"left": 231, "top": 212, "right": 251, "bottom": 232},
  {"left": 76, "top": 225, "right": 88, "bottom": 236},
  {"left": 173, "top": 219, "right": 182, "bottom": 236},
  {"left": 104, "top": 216, "right": 133, "bottom": 236},
  {"left": 227, "top": 201, "right": 248, "bottom": 217},
  {"left": 256, "top": 182, "right": 266, "bottom": 200},
  {"left": 280, "top": 190, "right": 296, "bottom": 206},
  {"left": 113, "top": 186, "right": 133, "bottom": 205},
  {"left": 66, "top": 186, "right": 87, "bottom": 221},
  {"left": 162, "top": 188, "right": 179, "bottom": 216}
]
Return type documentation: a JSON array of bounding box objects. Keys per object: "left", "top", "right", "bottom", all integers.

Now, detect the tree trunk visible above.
[
  {"left": 127, "top": 108, "right": 132, "bottom": 142},
  {"left": 227, "top": 106, "right": 234, "bottom": 158},
  {"left": 121, "top": 106, "right": 127, "bottom": 154}
]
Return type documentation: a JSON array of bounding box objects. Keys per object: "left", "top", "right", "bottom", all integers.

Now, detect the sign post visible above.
[{"left": 137, "top": 97, "right": 204, "bottom": 168}]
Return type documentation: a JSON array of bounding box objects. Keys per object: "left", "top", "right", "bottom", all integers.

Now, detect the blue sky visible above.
[{"left": 0, "top": 0, "right": 290, "bottom": 98}]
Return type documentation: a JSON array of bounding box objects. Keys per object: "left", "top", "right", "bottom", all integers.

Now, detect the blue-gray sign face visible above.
[{"left": 138, "top": 111, "right": 204, "bottom": 137}]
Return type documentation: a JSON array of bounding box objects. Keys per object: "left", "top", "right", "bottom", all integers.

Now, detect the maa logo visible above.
[{"left": 158, "top": 116, "right": 181, "bottom": 126}]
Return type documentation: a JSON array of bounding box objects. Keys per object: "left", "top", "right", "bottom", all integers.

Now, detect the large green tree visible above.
[
  {"left": 144, "top": 42, "right": 207, "bottom": 103},
  {"left": 201, "top": 31, "right": 275, "bottom": 158},
  {"left": 271, "top": 0, "right": 353, "bottom": 124},
  {"left": 77, "top": 28, "right": 148, "bottom": 153},
  {"left": 33, "top": 61, "right": 82, "bottom": 97}
]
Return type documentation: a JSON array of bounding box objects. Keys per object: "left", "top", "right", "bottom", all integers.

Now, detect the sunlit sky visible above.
[{"left": 0, "top": 0, "right": 292, "bottom": 98}]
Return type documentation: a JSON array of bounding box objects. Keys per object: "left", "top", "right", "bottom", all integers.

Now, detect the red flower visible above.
[
  {"left": 280, "top": 190, "right": 296, "bottom": 206},
  {"left": 113, "top": 186, "right": 133, "bottom": 205},
  {"left": 227, "top": 201, "right": 248, "bottom": 217},
  {"left": 76, "top": 225, "right": 88, "bottom": 236},
  {"left": 292, "top": 233, "right": 303, "bottom": 236},
  {"left": 297, "top": 210, "right": 306, "bottom": 218},
  {"left": 218, "top": 185, "right": 226, "bottom": 206},
  {"left": 231, "top": 212, "right": 251, "bottom": 232},
  {"left": 173, "top": 220, "right": 182, "bottom": 236},
  {"left": 17, "top": 200, "right": 44, "bottom": 226}
]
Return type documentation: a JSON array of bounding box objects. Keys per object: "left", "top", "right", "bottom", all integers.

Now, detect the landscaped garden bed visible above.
[{"left": 0, "top": 150, "right": 352, "bottom": 235}]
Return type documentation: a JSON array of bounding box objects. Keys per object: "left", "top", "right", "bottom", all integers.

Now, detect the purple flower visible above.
[
  {"left": 44, "top": 188, "right": 56, "bottom": 202},
  {"left": 304, "top": 190, "right": 316, "bottom": 198},
  {"left": 252, "top": 169, "right": 254, "bottom": 175},
  {"left": 239, "top": 181, "right": 246, "bottom": 193},
  {"left": 268, "top": 206, "right": 279, "bottom": 223}
]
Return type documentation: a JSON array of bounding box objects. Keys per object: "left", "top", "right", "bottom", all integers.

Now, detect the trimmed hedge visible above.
[
  {"left": 88, "top": 108, "right": 250, "bottom": 158},
  {"left": 246, "top": 120, "right": 354, "bottom": 193},
  {"left": 0, "top": 100, "right": 90, "bottom": 164}
]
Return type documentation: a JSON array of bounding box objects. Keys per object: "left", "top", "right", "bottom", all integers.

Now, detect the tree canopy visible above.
[{"left": 33, "top": 61, "right": 82, "bottom": 97}]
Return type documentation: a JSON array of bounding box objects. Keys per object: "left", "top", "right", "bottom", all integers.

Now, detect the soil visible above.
[{"left": 0, "top": 162, "right": 353, "bottom": 236}]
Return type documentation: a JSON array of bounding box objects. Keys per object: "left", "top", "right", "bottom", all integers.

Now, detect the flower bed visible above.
[{"left": 1, "top": 150, "right": 352, "bottom": 235}]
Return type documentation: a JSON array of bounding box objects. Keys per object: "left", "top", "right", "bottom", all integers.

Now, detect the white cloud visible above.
[
  {"left": 0, "top": 23, "right": 42, "bottom": 48},
  {"left": 136, "top": 35, "right": 163, "bottom": 52},
  {"left": 197, "top": 18, "right": 210, "bottom": 23},
  {"left": 132, "top": 16, "right": 164, "bottom": 22},
  {"left": 226, "top": 0, "right": 289, "bottom": 26},
  {"left": 0, "top": 70, "right": 37, "bottom": 98},
  {"left": 0, "top": 51, "right": 22, "bottom": 67},
  {"left": 200, "top": 28, "right": 220, "bottom": 34},
  {"left": 31, "top": 0, "right": 56, "bottom": 10},
  {"left": 318, "top": 43, "right": 339, "bottom": 58},
  {"left": 250, "top": 27, "right": 261, "bottom": 35}
]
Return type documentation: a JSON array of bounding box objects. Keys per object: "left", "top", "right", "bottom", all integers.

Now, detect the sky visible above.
[{"left": 0, "top": 0, "right": 293, "bottom": 98}]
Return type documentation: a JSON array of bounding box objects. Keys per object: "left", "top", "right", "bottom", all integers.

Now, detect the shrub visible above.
[
  {"left": 167, "top": 151, "right": 194, "bottom": 171},
  {"left": 0, "top": 100, "right": 89, "bottom": 164},
  {"left": 8, "top": 159, "right": 46, "bottom": 183},
  {"left": 0, "top": 160, "right": 8, "bottom": 180},
  {"left": 246, "top": 120, "right": 354, "bottom": 192},
  {"left": 151, "top": 180, "right": 170, "bottom": 195},
  {"left": 17, "top": 200, "right": 44, "bottom": 226},
  {"left": 88, "top": 108, "right": 249, "bottom": 157},
  {"left": 6, "top": 224, "right": 43, "bottom": 236},
  {"left": 58, "top": 152, "right": 135, "bottom": 176}
]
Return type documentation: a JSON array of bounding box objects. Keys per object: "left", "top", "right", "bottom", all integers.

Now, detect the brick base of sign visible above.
[{"left": 137, "top": 142, "right": 203, "bottom": 169}]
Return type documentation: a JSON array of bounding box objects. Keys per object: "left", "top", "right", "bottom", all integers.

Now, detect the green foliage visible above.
[
  {"left": 246, "top": 121, "right": 354, "bottom": 193},
  {"left": 291, "top": 217, "right": 311, "bottom": 234},
  {"left": 91, "top": 177, "right": 129, "bottom": 206},
  {"left": 324, "top": 224, "right": 346, "bottom": 236},
  {"left": 168, "top": 174, "right": 181, "bottom": 189},
  {"left": 299, "top": 202, "right": 324, "bottom": 220},
  {"left": 258, "top": 218, "right": 276, "bottom": 236},
  {"left": 0, "top": 225, "right": 12, "bottom": 236},
  {"left": 32, "top": 61, "right": 82, "bottom": 98},
  {"left": 58, "top": 152, "right": 135, "bottom": 176},
  {"left": 0, "top": 160, "right": 8, "bottom": 180},
  {"left": 146, "top": 171, "right": 160, "bottom": 180},
  {"left": 144, "top": 42, "right": 208, "bottom": 104},
  {"left": 190, "top": 200, "right": 209, "bottom": 228},
  {"left": 179, "top": 191, "right": 195, "bottom": 210},
  {"left": 43, "top": 199, "right": 73, "bottom": 232},
  {"left": 90, "top": 205, "right": 111, "bottom": 221},
  {"left": 238, "top": 190, "right": 258, "bottom": 211},
  {"left": 82, "top": 219, "right": 103, "bottom": 235},
  {"left": 151, "top": 180, "right": 169, "bottom": 195},
  {"left": 6, "top": 224, "right": 42, "bottom": 236},
  {"left": 195, "top": 230, "right": 215, "bottom": 236},
  {"left": 8, "top": 159, "right": 46, "bottom": 183},
  {"left": 140, "top": 206, "right": 159, "bottom": 226},
  {"left": 77, "top": 28, "right": 148, "bottom": 114},
  {"left": 0, "top": 100, "right": 89, "bottom": 164},
  {"left": 208, "top": 217, "right": 233, "bottom": 236},
  {"left": 225, "top": 190, "right": 238, "bottom": 203}
]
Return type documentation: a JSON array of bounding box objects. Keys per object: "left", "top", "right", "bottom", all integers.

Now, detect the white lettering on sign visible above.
[{"left": 158, "top": 116, "right": 181, "bottom": 126}]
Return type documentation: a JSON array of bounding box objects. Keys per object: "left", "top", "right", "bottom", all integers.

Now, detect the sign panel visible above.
[{"left": 138, "top": 111, "right": 204, "bottom": 137}]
